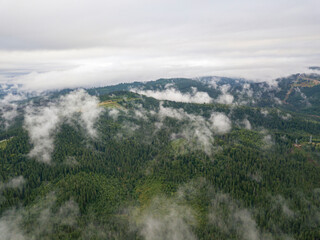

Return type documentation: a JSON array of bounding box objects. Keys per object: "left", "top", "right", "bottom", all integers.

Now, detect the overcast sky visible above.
[{"left": 0, "top": 0, "right": 319, "bottom": 91}]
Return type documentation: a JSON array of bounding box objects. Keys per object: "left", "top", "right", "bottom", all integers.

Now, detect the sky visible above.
[{"left": 0, "top": 0, "right": 320, "bottom": 91}]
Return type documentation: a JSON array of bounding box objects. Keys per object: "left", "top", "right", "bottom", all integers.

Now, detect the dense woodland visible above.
[{"left": 0, "top": 75, "right": 320, "bottom": 239}]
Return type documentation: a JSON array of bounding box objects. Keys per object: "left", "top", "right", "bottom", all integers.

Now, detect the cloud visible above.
[
  {"left": 132, "top": 197, "right": 197, "bottom": 240},
  {"left": 155, "top": 104, "right": 232, "bottom": 154},
  {"left": 209, "top": 112, "right": 232, "bottom": 134},
  {"left": 0, "top": 193, "right": 80, "bottom": 240},
  {"left": 206, "top": 76, "right": 220, "bottom": 89},
  {"left": 208, "top": 193, "right": 268, "bottom": 240},
  {"left": 132, "top": 87, "right": 212, "bottom": 104},
  {"left": 277, "top": 110, "right": 292, "bottom": 120},
  {"left": 216, "top": 84, "right": 234, "bottom": 105},
  {"left": 242, "top": 118, "right": 252, "bottom": 130},
  {"left": 0, "top": 0, "right": 319, "bottom": 90},
  {"left": 262, "top": 134, "right": 274, "bottom": 149},
  {"left": 260, "top": 109, "right": 269, "bottom": 116},
  {"left": 123, "top": 103, "right": 225, "bottom": 154},
  {"left": 0, "top": 176, "right": 26, "bottom": 204},
  {"left": 272, "top": 195, "right": 295, "bottom": 218},
  {"left": 0, "top": 93, "right": 26, "bottom": 128},
  {"left": 235, "top": 83, "right": 257, "bottom": 105},
  {"left": 0, "top": 176, "right": 25, "bottom": 190},
  {"left": 107, "top": 108, "right": 120, "bottom": 120},
  {"left": 24, "top": 89, "right": 103, "bottom": 163}
]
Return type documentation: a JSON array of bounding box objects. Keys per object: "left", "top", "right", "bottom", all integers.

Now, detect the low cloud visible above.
[
  {"left": 242, "top": 118, "right": 252, "bottom": 130},
  {"left": 132, "top": 87, "right": 212, "bottom": 104},
  {"left": 208, "top": 193, "right": 270, "bottom": 240},
  {"left": 156, "top": 104, "right": 231, "bottom": 154},
  {"left": 210, "top": 112, "right": 232, "bottom": 134},
  {"left": 0, "top": 193, "right": 79, "bottom": 240},
  {"left": 262, "top": 134, "right": 274, "bottom": 149},
  {"left": 216, "top": 84, "right": 234, "bottom": 105},
  {"left": 277, "top": 110, "right": 292, "bottom": 120},
  {"left": 0, "top": 176, "right": 26, "bottom": 207},
  {"left": 24, "top": 89, "right": 103, "bottom": 163},
  {"left": 272, "top": 195, "right": 295, "bottom": 218},
  {"left": 260, "top": 109, "right": 269, "bottom": 116},
  {"left": 0, "top": 93, "right": 25, "bottom": 128},
  {"left": 0, "top": 176, "right": 25, "bottom": 190},
  {"left": 132, "top": 196, "right": 197, "bottom": 240}
]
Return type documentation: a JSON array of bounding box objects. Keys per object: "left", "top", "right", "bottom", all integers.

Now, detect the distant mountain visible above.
[
  {"left": 87, "top": 73, "right": 320, "bottom": 115},
  {"left": 309, "top": 66, "right": 320, "bottom": 71}
]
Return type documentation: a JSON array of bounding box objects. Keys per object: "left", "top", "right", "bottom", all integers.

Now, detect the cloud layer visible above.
[{"left": 0, "top": 0, "right": 320, "bottom": 90}]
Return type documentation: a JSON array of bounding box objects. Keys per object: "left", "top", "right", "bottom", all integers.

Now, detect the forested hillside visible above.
[{"left": 0, "top": 75, "right": 320, "bottom": 240}]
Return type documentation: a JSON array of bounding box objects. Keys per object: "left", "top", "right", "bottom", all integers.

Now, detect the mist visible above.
[
  {"left": 24, "top": 89, "right": 103, "bottom": 163},
  {"left": 132, "top": 87, "right": 212, "bottom": 104}
]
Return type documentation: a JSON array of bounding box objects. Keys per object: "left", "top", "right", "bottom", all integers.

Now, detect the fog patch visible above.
[
  {"left": 208, "top": 193, "right": 269, "bottom": 240},
  {"left": 0, "top": 176, "right": 25, "bottom": 190},
  {"left": 0, "top": 176, "right": 26, "bottom": 204},
  {"left": 158, "top": 105, "right": 214, "bottom": 154},
  {"left": 260, "top": 109, "right": 269, "bottom": 116},
  {"left": 278, "top": 111, "right": 292, "bottom": 120},
  {"left": 131, "top": 196, "right": 197, "bottom": 240},
  {"left": 262, "top": 134, "right": 274, "bottom": 149},
  {"left": 0, "top": 93, "right": 26, "bottom": 128},
  {"left": 131, "top": 87, "right": 212, "bottom": 104},
  {"left": 295, "top": 88, "right": 311, "bottom": 106},
  {"left": 273, "top": 97, "right": 283, "bottom": 105},
  {"left": 156, "top": 105, "right": 232, "bottom": 154},
  {"left": 210, "top": 112, "right": 232, "bottom": 134},
  {"left": 107, "top": 108, "right": 121, "bottom": 120},
  {"left": 242, "top": 118, "right": 252, "bottom": 130},
  {"left": 235, "top": 83, "right": 256, "bottom": 105},
  {"left": 272, "top": 195, "right": 295, "bottom": 218},
  {"left": 0, "top": 193, "right": 80, "bottom": 240},
  {"left": 248, "top": 172, "right": 262, "bottom": 182},
  {"left": 64, "top": 156, "right": 79, "bottom": 166},
  {"left": 216, "top": 84, "right": 234, "bottom": 105},
  {"left": 24, "top": 89, "right": 103, "bottom": 163}
]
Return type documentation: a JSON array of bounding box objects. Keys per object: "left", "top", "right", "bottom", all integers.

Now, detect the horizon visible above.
[{"left": 1, "top": 0, "right": 320, "bottom": 91}]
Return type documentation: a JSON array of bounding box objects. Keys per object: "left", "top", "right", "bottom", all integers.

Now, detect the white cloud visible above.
[
  {"left": 24, "top": 89, "right": 103, "bottom": 163},
  {"left": 132, "top": 87, "right": 212, "bottom": 104},
  {"left": 133, "top": 197, "right": 197, "bottom": 240},
  {"left": 155, "top": 105, "right": 232, "bottom": 154},
  {"left": 208, "top": 193, "right": 268, "bottom": 240},
  {"left": 260, "top": 109, "right": 269, "bottom": 116},
  {"left": 0, "top": 93, "right": 26, "bottom": 128},
  {"left": 242, "top": 118, "right": 252, "bottom": 130},
  {"left": 216, "top": 84, "right": 234, "bottom": 105},
  {"left": 107, "top": 108, "right": 120, "bottom": 120},
  {"left": 210, "top": 112, "right": 232, "bottom": 134},
  {"left": 0, "top": 176, "right": 26, "bottom": 205},
  {"left": 216, "top": 93, "right": 234, "bottom": 105},
  {"left": 0, "top": 176, "right": 25, "bottom": 191},
  {"left": 262, "top": 134, "right": 274, "bottom": 149},
  {"left": 0, "top": 193, "right": 79, "bottom": 240}
]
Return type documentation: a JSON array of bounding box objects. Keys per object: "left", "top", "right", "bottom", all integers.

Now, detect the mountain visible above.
[{"left": 0, "top": 73, "right": 320, "bottom": 239}]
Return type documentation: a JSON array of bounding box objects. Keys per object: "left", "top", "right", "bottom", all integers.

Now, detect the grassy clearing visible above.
[
  {"left": 99, "top": 100, "right": 122, "bottom": 108},
  {"left": 99, "top": 97, "right": 139, "bottom": 108},
  {"left": 0, "top": 138, "right": 10, "bottom": 150},
  {"left": 293, "top": 79, "right": 320, "bottom": 88}
]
